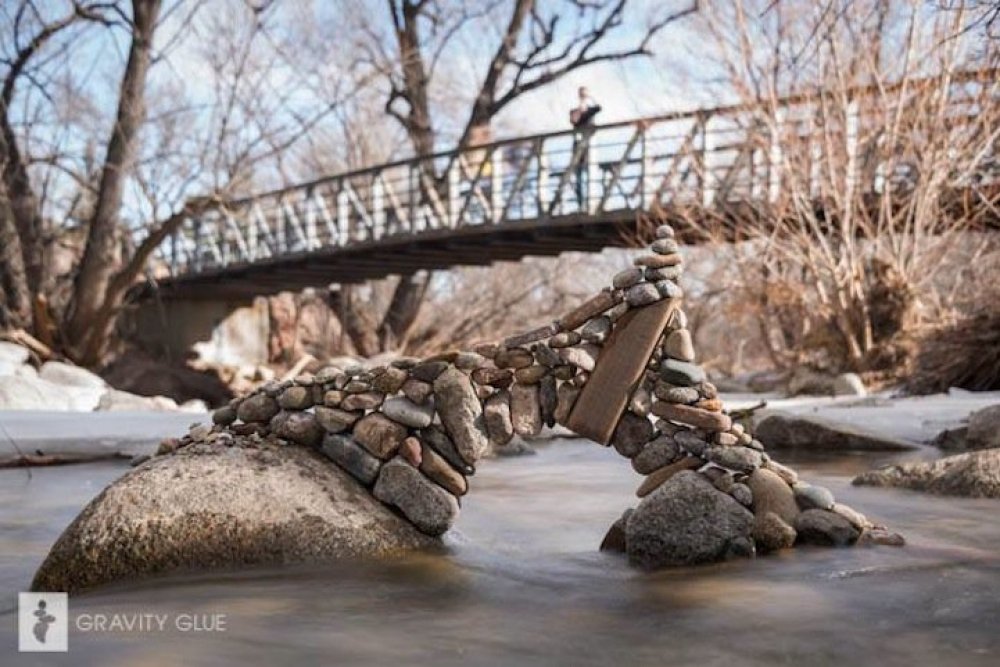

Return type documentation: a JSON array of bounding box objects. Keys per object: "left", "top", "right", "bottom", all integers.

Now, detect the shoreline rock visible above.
[{"left": 853, "top": 448, "right": 1000, "bottom": 498}]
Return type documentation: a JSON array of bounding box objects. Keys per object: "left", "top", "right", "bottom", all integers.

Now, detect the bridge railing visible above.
[{"left": 150, "top": 69, "right": 997, "bottom": 280}]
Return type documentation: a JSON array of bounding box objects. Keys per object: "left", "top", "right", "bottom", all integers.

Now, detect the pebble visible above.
[
  {"left": 472, "top": 367, "right": 514, "bottom": 388},
  {"left": 553, "top": 365, "right": 576, "bottom": 381},
  {"left": 793, "top": 483, "right": 836, "bottom": 511},
  {"left": 695, "top": 398, "right": 723, "bottom": 412},
  {"left": 674, "top": 429, "right": 709, "bottom": 456},
  {"left": 419, "top": 441, "right": 468, "bottom": 496},
  {"left": 581, "top": 316, "right": 612, "bottom": 344},
  {"left": 549, "top": 331, "right": 581, "bottom": 348},
  {"left": 654, "top": 280, "right": 683, "bottom": 299},
  {"left": 612, "top": 267, "right": 644, "bottom": 289},
  {"left": 607, "top": 301, "right": 630, "bottom": 322},
  {"left": 654, "top": 224, "right": 675, "bottom": 239},
  {"left": 323, "top": 390, "right": 345, "bottom": 407},
  {"left": 636, "top": 456, "right": 703, "bottom": 497},
  {"left": 729, "top": 483, "right": 753, "bottom": 506},
  {"left": 715, "top": 432, "right": 739, "bottom": 446},
  {"left": 401, "top": 378, "right": 434, "bottom": 404},
  {"left": 533, "top": 343, "right": 562, "bottom": 368},
  {"left": 652, "top": 402, "right": 732, "bottom": 432},
  {"left": 651, "top": 238, "right": 680, "bottom": 254},
  {"left": 629, "top": 386, "right": 652, "bottom": 417},
  {"left": 381, "top": 396, "right": 435, "bottom": 429},
  {"left": 558, "top": 345, "right": 599, "bottom": 372},
  {"left": 554, "top": 383, "right": 580, "bottom": 424},
  {"left": 510, "top": 384, "right": 542, "bottom": 437},
  {"left": 472, "top": 342, "right": 499, "bottom": 358},
  {"left": 634, "top": 253, "right": 683, "bottom": 269},
  {"left": 278, "top": 386, "right": 314, "bottom": 410},
  {"left": 705, "top": 445, "right": 763, "bottom": 473},
  {"left": 433, "top": 367, "right": 489, "bottom": 465},
  {"left": 654, "top": 382, "right": 700, "bottom": 404},
  {"left": 539, "top": 375, "right": 558, "bottom": 428},
  {"left": 371, "top": 366, "right": 408, "bottom": 393},
  {"left": 625, "top": 282, "right": 662, "bottom": 307},
  {"left": 611, "top": 412, "right": 655, "bottom": 458},
  {"left": 514, "top": 365, "right": 549, "bottom": 384},
  {"left": 237, "top": 394, "right": 280, "bottom": 423},
  {"left": 340, "top": 392, "right": 385, "bottom": 411},
  {"left": 399, "top": 436, "right": 423, "bottom": 467},
  {"left": 645, "top": 265, "right": 683, "bottom": 282},
  {"left": 411, "top": 360, "right": 450, "bottom": 382},
  {"left": 320, "top": 433, "right": 382, "bottom": 485},
  {"left": 421, "top": 425, "right": 475, "bottom": 476},
  {"left": 315, "top": 406, "right": 362, "bottom": 433},
  {"left": 373, "top": 458, "right": 459, "bottom": 537},
  {"left": 269, "top": 410, "right": 323, "bottom": 447},
  {"left": 212, "top": 405, "right": 237, "bottom": 426},
  {"left": 352, "top": 413, "right": 408, "bottom": 459},
  {"left": 664, "top": 329, "right": 695, "bottom": 362},
  {"left": 631, "top": 435, "right": 680, "bottom": 474},
  {"left": 659, "top": 359, "right": 706, "bottom": 386},
  {"left": 753, "top": 511, "right": 797, "bottom": 553},
  {"left": 483, "top": 391, "right": 514, "bottom": 447}
]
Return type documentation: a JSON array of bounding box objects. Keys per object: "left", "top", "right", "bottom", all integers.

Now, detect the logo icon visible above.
[{"left": 19, "top": 593, "right": 68, "bottom": 652}]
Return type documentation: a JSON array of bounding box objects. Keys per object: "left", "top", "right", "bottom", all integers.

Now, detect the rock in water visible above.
[
  {"left": 433, "top": 367, "right": 489, "bottom": 464},
  {"left": 626, "top": 471, "right": 754, "bottom": 568},
  {"left": 754, "top": 412, "right": 915, "bottom": 451},
  {"left": 793, "top": 509, "right": 860, "bottom": 546},
  {"left": 853, "top": 448, "right": 1000, "bottom": 498},
  {"left": 31, "top": 442, "right": 436, "bottom": 594},
  {"left": 373, "top": 458, "right": 459, "bottom": 536}
]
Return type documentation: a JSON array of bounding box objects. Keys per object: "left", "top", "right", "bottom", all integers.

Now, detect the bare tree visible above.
[
  {"left": 335, "top": 0, "right": 699, "bottom": 353},
  {"left": 0, "top": 0, "right": 365, "bottom": 365},
  {"left": 659, "top": 0, "right": 999, "bottom": 376}
]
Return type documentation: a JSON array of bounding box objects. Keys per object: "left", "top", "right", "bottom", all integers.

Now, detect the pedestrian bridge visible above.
[{"left": 144, "top": 70, "right": 997, "bottom": 300}]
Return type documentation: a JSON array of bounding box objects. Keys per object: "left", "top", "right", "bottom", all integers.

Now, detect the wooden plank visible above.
[{"left": 565, "top": 298, "right": 678, "bottom": 445}]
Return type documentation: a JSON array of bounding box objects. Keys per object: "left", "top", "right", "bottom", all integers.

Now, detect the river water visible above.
[{"left": 2, "top": 436, "right": 999, "bottom": 666}]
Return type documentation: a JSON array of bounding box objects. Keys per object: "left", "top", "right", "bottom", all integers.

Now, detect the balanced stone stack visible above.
[{"left": 154, "top": 223, "right": 898, "bottom": 565}]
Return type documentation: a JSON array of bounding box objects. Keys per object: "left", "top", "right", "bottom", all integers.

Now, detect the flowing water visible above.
[{"left": 2, "top": 437, "right": 999, "bottom": 666}]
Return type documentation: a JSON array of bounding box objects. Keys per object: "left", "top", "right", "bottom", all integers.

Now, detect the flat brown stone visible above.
[
  {"left": 636, "top": 456, "right": 703, "bottom": 497},
  {"left": 566, "top": 298, "right": 679, "bottom": 445},
  {"left": 652, "top": 402, "right": 732, "bottom": 432}
]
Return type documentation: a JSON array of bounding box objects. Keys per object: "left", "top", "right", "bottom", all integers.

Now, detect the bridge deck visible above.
[{"left": 139, "top": 70, "right": 997, "bottom": 300}]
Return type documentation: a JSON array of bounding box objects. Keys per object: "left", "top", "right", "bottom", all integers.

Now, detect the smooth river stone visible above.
[
  {"left": 634, "top": 253, "right": 683, "bottom": 269},
  {"left": 510, "top": 383, "right": 542, "bottom": 437},
  {"left": 514, "top": 365, "right": 549, "bottom": 385},
  {"left": 494, "top": 347, "right": 534, "bottom": 369},
  {"left": 539, "top": 375, "right": 558, "bottom": 427},
  {"left": 352, "top": 413, "right": 408, "bottom": 459},
  {"left": 320, "top": 433, "right": 382, "bottom": 485},
  {"left": 645, "top": 265, "right": 683, "bottom": 282},
  {"left": 664, "top": 329, "right": 695, "bottom": 362},
  {"left": 557, "top": 288, "right": 622, "bottom": 331},
  {"left": 655, "top": 224, "right": 675, "bottom": 239},
  {"left": 652, "top": 402, "right": 732, "bottom": 432},
  {"left": 373, "top": 458, "right": 459, "bottom": 536},
  {"left": 340, "top": 392, "right": 385, "bottom": 412},
  {"left": 654, "top": 382, "right": 700, "bottom": 404},
  {"left": 433, "top": 367, "right": 489, "bottom": 465},
  {"left": 401, "top": 378, "right": 433, "bottom": 404},
  {"left": 315, "top": 406, "right": 363, "bottom": 433},
  {"left": 651, "top": 238, "right": 680, "bottom": 255},
  {"left": 419, "top": 442, "right": 468, "bottom": 496},
  {"left": 269, "top": 410, "right": 324, "bottom": 447},
  {"left": 611, "top": 412, "right": 654, "bottom": 458},
  {"left": 705, "top": 445, "right": 763, "bottom": 474},
  {"left": 654, "top": 280, "right": 683, "bottom": 299},
  {"left": 625, "top": 282, "right": 662, "bottom": 307},
  {"left": 631, "top": 435, "right": 681, "bottom": 474},
  {"left": 533, "top": 343, "right": 562, "bottom": 368},
  {"left": 483, "top": 390, "right": 515, "bottom": 447},
  {"left": 381, "top": 396, "right": 435, "bottom": 429},
  {"left": 278, "top": 386, "right": 314, "bottom": 410},
  {"left": 554, "top": 383, "right": 581, "bottom": 424},
  {"left": 581, "top": 316, "right": 612, "bottom": 344},
  {"left": 471, "top": 367, "right": 514, "bottom": 388},
  {"left": 420, "top": 425, "right": 475, "bottom": 476},
  {"left": 612, "top": 267, "right": 644, "bottom": 289},
  {"left": 558, "top": 344, "right": 599, "bottom": 372},
  {"left": 659, "top": 359, "right": 706, "bottom": 386},
  {"left": 636, "top": 456, "right": 704, "bottom": 497},
  {"left": 237, "top": 394, "right": 279, "bottom": 423},
  {"left": 371, "top": 366, "right": 408, "bottom": 393}
]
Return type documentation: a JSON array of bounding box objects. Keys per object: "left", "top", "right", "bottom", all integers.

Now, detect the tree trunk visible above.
[
  {"left": 377, "top": 272, "right": 429, "bottom": 350},
  {"left": 0, "top": 196, "right": 32, "bottom": 329},
  {"left": 65, "top": 0, "right": 162, "bottom": 361}
]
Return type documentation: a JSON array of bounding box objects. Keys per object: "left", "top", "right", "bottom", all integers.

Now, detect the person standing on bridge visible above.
[{"left": 570, "top": 87, "right": 601, "bottom": 210}]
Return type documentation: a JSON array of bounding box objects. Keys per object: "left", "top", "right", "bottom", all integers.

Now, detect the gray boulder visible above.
[
  {"left": 755, "top": 412, "right": 915, "bottom": 451},
  {"left": 853, "top": 448, "right": 1000, "bottom": 498},
  {"left": 373, "top": 458, "right": 459, "bottom": 536},
  {"left": 793, "top": 509, "right": 860, "bottom": 546},
  {"left": 967, "top": 405, "right": 1000, "bottom": 450},
  {"left": 32, "top": 442, "right": 436, "bottom": 594},
  {"left": 625, "top": 471, "right": 754, "bottom": 569}
]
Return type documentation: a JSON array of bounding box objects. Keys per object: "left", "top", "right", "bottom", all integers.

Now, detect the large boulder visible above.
[
  {"left": 755, "top": 412, "right": 915, "bottom": 451},
  {"left": 967, "top": 405, "right": 1000, "bottom": 450},
  {"left": 39, "top": 361, "right": 107, "bottom": 390},
  {"left": 32, "top": 441, "right": 437, "bottom": 594},
  {"left": 853, "top": 448, "right": 1000, "bottom": 498},
  {"left": 625, "top": 471, "right": 754, "bottom": 568}
]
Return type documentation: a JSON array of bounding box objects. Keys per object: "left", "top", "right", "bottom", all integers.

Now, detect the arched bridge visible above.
[{"left": 145, "top": 70, "right": 997, "bottom": 300}]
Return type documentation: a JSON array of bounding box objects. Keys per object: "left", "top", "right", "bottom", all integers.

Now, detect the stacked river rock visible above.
[{"left": 155, "top": 224, "right": 899, "bottom": 566}]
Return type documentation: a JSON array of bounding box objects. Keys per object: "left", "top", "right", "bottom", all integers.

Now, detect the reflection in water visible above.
[{"left": 2, "top": 440, "right": 999, "bottom": 666}]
